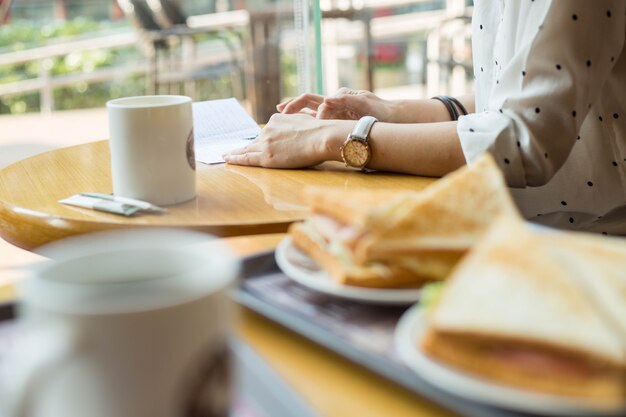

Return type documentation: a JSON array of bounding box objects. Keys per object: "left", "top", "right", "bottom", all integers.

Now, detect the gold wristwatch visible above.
[{"left": 340, "top": 115, "right": 378, "bottom": 170}]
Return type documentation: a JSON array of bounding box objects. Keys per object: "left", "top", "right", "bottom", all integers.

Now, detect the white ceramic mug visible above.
[
  {"left": 107, "top": 95, "right": 196, "bottom": 206},
  {"left": 0, "top": 229, "right": 238, "bottom": 417}
]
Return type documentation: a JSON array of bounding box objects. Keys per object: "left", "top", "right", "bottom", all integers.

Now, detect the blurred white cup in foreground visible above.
[
  {"left": 107, "top": 95, "right": 196, "bottom": 206},
  {"left": 0, "top": 229, "right": 238, "bottom": 417}
]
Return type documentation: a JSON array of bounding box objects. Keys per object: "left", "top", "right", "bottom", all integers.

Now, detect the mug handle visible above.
[{"left": 1, "top": 321, "right": 80, "bottom": 417}]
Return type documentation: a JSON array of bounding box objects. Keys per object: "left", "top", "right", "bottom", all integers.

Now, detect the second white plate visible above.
[
  {"left": 275, "top": 237, "right": 422, "bottom": 305},
  {"left": 394, "top": 305, "right": 626, "bottom": 416}
]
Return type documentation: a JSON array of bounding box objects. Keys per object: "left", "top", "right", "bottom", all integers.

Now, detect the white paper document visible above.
[{"left": 192, "top": 98, "right": 261, "bottom": 164}]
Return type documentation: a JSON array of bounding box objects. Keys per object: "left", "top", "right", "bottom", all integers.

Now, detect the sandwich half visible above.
[
  {"left": 421, "top": 218, "right": 626, "bottom": 403},
  {"left": 289, "top": 153, "right": 521, "bottom": 288}
]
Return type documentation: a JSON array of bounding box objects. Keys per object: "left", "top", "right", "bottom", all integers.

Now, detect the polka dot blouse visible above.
[{"left": 457, "top": 0, "right": 626, "bottom": 234}]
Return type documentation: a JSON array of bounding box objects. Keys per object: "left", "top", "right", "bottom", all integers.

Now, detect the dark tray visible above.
[{"left": 234, "top": 250, "right": 534, "bottom": 417}]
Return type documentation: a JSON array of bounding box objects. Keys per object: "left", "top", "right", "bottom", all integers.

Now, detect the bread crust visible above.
[
  {"left": 422, "top": 329, "right": 626, "bottom": 403},
  {"left": 430, "top": 216, "right": 626, "bottom": 365},
  {"left": 290, "top": 154, "right": 521, "bottom": 288},
  {"left": 355, "top": 243, "right": 465, "bottom": 272},
  {"left": 301, "top": 187, "right": 411, "bottom": 228},
  {"left": 289, "top": 223, "right": 434, "bottom": 288},
  {"left": 359, "top": 153, "right": 520, "bottom": 253}
]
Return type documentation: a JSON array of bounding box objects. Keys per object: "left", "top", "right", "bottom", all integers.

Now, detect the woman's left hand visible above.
[{"left": 222, "top": 113, "right": 353, "bottom": 168}]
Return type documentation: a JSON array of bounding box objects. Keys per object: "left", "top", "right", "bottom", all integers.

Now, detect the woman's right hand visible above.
[
  {"left": 276, "top": 93, "right": 325, "bottom": 117},
  {"left": 277, "top": 88, "right": 397, "bottom": 122}
]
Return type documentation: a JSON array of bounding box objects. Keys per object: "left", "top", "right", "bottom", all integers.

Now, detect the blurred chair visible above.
[
  {"left": 117, "top": 0, "right": 171, "bottom": 92},
  {"left": 146, "top": 0, "right": 186, "bottom": 27},
  {"left": 0, "top": 0, "right": 14, "bottom": 24},
  {"left": 426, "top": 15, "right": 473, "bottom": 97},
  {"left": 117, "top": 0, "right": 244, "bottom": 98},
  {"left": 244, "top": 6, "right": 369, "bottom": 123},
  {"left": 146, "top": 0, "right": 244, "bottom": 98}
]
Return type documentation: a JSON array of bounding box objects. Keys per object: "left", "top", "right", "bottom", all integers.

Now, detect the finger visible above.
[
  {"left": 335, "top": 87, "right": 356, "bottom": 96},
  {"left": 316, "top": 102, "right": 336, "bottom": 119},
  {"left": 223, "top": 140, "right": 263, "bottom": 156},
  {"left": 316, "top": 102, "right": 329, "bottom": 119},
  {"left": 322, "top": 97, "right": 342, "bottom": 109},
  {"left": 281, "top": 93, "right": 324, "bottom": 114},
  {"left": 299, "top": 107, "right": 318, "bottom": 117},
  {"left": 321, "top": 99, "right": 361, "bottom": 120},
  {"left": 276, "top": 98, "right": 294, "bottom": 111},
  {"left": 318, "top": 102, "right": 355, "bottom": 120},
  {"left": 348, "top": 110, "right": 360, "bottom": 119},
  {"left": 325, "top": 94, "right": 366, "bottom": 114},
  {"left": 282, "top": 98, "right": 320, "bottom": 114},
  {"left": 325, "top": 95, "right": 356, "bottom": 106},
  {"left": 223, "top": 151, "right": 263, "bottom": 166}
]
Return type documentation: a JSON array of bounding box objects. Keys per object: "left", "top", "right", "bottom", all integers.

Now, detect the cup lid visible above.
[
  {"left": 106, "top": 95, "right": 191, "bottom": 109},
  {"left": 20, "top": 229, "right": 239, "bottom": 315}
]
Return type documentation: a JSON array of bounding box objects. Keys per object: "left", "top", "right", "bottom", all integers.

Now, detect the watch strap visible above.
[{"left": 350, "top": 115, "right": 378, "bottom": 141}]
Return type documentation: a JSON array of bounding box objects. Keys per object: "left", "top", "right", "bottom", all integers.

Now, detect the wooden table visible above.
[
  {"left": 0, "top": 140, "right": 434, "bottom": 251},
  {"left": 0, "top": 142, "right": 451, "bottom": 416}
]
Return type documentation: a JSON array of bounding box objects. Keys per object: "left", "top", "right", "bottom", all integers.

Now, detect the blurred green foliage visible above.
[
  {"left": 0, "top": 18, "right": 244, "bottom": 114},
  {"left": 280, "top": 52, "right": 298, "bottom": 99},
  {"left": 0, "top": 18, "right": 145, "bottom": 114}
]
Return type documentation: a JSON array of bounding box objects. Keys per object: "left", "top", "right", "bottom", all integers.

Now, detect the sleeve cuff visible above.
[{"left": 457, "top": 111, "right": 528, "bottom": 188}]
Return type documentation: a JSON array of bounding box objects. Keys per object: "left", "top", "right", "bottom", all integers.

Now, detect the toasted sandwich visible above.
[
  {"left": 289, "top": 153, "right": 521, "bottom": 288},
  {"left": 421, "top": 218, "right": 626, "bottom": 403}
]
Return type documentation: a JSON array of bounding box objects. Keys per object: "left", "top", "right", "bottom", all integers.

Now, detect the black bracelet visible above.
[
  {"left": 431, "top": 96, "right": 459, "bottom": 121},
  {"left": 444, "top": 95, "right": 468, "bottom": 116}
]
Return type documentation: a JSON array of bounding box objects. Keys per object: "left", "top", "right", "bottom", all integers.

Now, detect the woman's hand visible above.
[
  {"left": 278, "top": 90, "right": 476, "bottom": 124},
  {"left": 223, "top": 113, "right": 353, "bottom": 168},
  {"left": 277, "top": 88, "right": 397, "bottom": 122},
  {"left": 317, "top": 88, "right": 395, "bottom": 121},
  {"left": 276, "top": 93, "right": 324, "bottom": 117}
]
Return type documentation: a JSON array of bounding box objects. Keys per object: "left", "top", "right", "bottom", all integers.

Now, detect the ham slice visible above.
[
  {"left": 310, "top": 215, "right": 363, "bottom": 250},
  {"left": 493, "top": 348, "right": 597, "bottom": 379}
]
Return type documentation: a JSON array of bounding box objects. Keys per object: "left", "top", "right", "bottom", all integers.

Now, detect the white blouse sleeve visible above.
[{"left": 458, "top": 0, "right": 625, "bottom": 188}]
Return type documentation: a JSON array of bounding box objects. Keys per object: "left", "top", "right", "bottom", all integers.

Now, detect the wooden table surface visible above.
[
  {"left": 0, "top": 142, "right": 452, "bottom": 416},
  {"left": 0, "top": 140, "right": 435, "bottom": 250}
]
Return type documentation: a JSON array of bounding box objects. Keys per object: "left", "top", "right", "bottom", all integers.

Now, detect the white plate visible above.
[
  {"left": 274, "top": 237, "right": 422, "bottom": 305},
  {"left": 395, "top": 305, "right": 626, "bottom": 416}
]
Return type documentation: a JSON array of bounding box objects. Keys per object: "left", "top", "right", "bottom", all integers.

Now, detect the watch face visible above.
[{"left": 342, "top": 139, "right": 370, "bottom": 167}]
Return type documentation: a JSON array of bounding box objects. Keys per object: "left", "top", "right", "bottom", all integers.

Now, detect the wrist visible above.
[
  {"left": 385, "top": 100, "right": 407, "bottom": 123},
  {"left": 320, "top": 120, "right": 357, "bottom": 162},
  {"left": 388, "top": 99, "right": 453, "bottom": 123}
]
